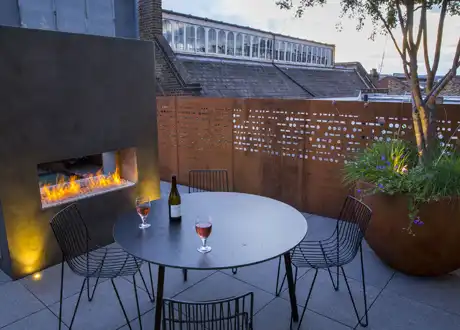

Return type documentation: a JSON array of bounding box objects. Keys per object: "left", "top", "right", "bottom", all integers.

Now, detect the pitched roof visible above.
[
  {"left": 176, "top": 55, "right": 312, "bottom": 99},
  {"left": 276, "top": 65, "right": 368, "bottom": 97}
]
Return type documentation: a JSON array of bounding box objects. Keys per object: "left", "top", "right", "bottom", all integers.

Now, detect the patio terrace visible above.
[{"left": 1, "top": 181, "right": 460, "bottom": 330}]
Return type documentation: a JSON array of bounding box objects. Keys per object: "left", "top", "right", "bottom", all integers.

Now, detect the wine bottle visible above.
[{"left": 168, "top": 175, "right": 181, "bottom": 221}]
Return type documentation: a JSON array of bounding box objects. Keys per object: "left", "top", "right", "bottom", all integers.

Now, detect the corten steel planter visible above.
[{"left": 357, "top": 181, "right": 460, "bottom": 277}]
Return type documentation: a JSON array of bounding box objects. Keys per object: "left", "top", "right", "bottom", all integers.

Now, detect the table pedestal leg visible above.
[
  {"left": 154, "top": 265, "right": 165, "bottom": 330},
  {"left": 284, "top": 252, "right": 299, "bottom": 322}
]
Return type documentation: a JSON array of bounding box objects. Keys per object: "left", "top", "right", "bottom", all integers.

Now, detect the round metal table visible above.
[{"left": 113, "top": 192, "right": 308, "bottom": 329}]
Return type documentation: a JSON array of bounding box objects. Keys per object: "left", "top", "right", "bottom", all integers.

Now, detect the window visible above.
[
  {"left": 266, "top": 39, "right": 273, "bottom": 60},
  {"left": 235, "top": 33, "right": 243, "bottom": 56},
  {"left": 297, "top": 44, "right": 302, "bottom": 62},
  {"left": 186, "top": 25, "right": 195, "bottom": 52},
  {"left": 307, "top": 47, "right": 312, "bottom": 63},
  {"left": 163, "top": 20, "right": 172, "bottom": 46},
  {"left": 274, "top": 41, "right": 279, "bottom": 60},
  {"left": 286, "top": 43, "right": 292, "bottom": 61},
  {"left": 292, "top": 44, "right": 298, "bottom": 62},
  {"left": 243, "top": 35, "right": 250, "bottom": 56},
  {"left": 279, "top": 42, "right": 286, "bottom": 61},
  {"left": 312, "top": 47, "right": 317, "bottom": 63},
  {"left": 227, "top": 32, "right": 235, "bottom": 55},
  {"left": 196, "top": 27, "right": 205, "bottom": 53},
  {"left": 259, "top": 38, "right": 266, "bottom": 59},
  {"left": 302, "top": 45, "right": 307, "bottom": 63},
  {"left": 326, "top": 49, "right": 332, "bottom": 65},
  {"left": 173, "top": 21, "right": 185, "bottom": 50},
  {"left": 218, "top": 30, "right": 226, "bottom": 54},
  {"left": 252, "top": 36, "right": 259, "bottom": 57},
  {"left": 208, "top": 28, "right": 217, "bottom": 53}
]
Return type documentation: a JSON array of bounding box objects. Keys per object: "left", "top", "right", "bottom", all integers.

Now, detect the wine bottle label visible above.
[{"left": 170, "top": 205, "right": 181, "bottom": 218}]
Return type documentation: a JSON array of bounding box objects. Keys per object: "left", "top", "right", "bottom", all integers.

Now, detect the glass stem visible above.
[{"left": 201, "top": 238, "right": 207, "bottom": 248}]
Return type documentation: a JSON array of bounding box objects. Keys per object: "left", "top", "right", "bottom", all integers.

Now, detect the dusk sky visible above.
[{"left": 163, "top": 0, "right": 459, "bottom": 76}]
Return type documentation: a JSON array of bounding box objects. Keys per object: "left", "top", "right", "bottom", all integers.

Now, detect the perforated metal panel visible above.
[{"left": 157, "top": 97, "right": 460, "bottom": 218}]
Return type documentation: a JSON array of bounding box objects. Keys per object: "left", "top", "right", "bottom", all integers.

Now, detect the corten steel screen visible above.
[{"left": 157, "top": 96, "right": 460, "bottom": 218}]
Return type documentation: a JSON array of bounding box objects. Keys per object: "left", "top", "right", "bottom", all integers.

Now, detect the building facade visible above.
[
  {"left": 0, "top": 0, "right": 375, "bottom": 98},
  {"left": 162, "top": 10, "right": 334, "bottom": 67}
]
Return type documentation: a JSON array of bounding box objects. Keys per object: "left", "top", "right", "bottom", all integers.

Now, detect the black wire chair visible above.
[
  {"left": 182, "top": 169, "right": 237, "bottom": 281},
  {"left": 162, "top": 292, "right": 254, "bottom": 330},
  {"left": 50, "top": 203, "right": 154, "bottom": 330},
  {"left": 275, "top": 196, "right": 372, "bottom": 329}
]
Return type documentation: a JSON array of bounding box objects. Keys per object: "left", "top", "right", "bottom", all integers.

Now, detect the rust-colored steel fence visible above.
[{"left": 157, "top": 96, "right": 460, "bottom": 218}]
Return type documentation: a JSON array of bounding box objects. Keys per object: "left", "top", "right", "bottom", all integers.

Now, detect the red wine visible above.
[
  {"left": 136, "top": 205, "right": 150, "bottom": 218},
  {"left": 195, "top": 223, "right": 212, "bottom": 238}
]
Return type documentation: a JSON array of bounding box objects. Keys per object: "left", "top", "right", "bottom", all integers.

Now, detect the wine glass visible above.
[
  {"left": 136, "top": 197, "right": 151, "bottom": 229},
  {"left": 195, "top": 216, "right": 212, "bottom": 253}
]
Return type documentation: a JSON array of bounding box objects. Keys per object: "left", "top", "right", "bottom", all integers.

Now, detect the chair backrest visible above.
[
  {"left": 162, "top": 292, "right": 254, "bottom": 330},
  {"left": 336, "top": 196, "right": 372, "bottom": 253},
  {"left": 188, "top": 169, "right": 229, "bottom": 193},
  {"left": 49, "top": 203, "right": 90, "bottom": 267}
]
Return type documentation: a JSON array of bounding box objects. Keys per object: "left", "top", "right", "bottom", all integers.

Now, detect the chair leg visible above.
[
  {"left": 292, "top": 269, "right": 318, "bottom": 330},
  {"left": 275, "top": 256, "right": 285, "bottom": 296},
  {"left": 183, "top": 268, "right": 188, "bottom": 281},
  {"left": 86, "top": 276, "right": 100, "bottom": 302},
  {"left": 69, "top": 278, "right": 87, "bottom": 329},
  {"left": 232, "top": 268, "right": 238, "bottom": 274},
  {"left": 326, "top": 267, "right": 339, "bottom": 291},
  {"left": 132, "top": 275, "right": 143, "bottom": 330},
  {"left": 340, "top": 245, "right": 368, "bottom": 327},
  {"left": 139, "top": 264, "right": 155, "bottom": 302},
  {"left": 111, "top": 279, "right": 132, "bottom": 330},
  {"left": 58, "top": 261, "right": 64, "bottom": 330}
]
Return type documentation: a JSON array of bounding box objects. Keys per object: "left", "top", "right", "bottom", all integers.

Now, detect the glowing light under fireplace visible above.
[{"left": 40, "top": 167, "right": 135, "bottom": 209}]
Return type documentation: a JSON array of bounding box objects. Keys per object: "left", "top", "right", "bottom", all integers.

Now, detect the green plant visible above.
[{"left": 344, "top": 138, "right": 460, "bottom": 232}]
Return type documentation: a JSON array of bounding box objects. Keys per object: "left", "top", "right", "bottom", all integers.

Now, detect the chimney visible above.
[
  {"left": 138, "top": 0, "right": 163, "bottom": 41},
  {"left": 369, "top": 68, "right": 379, "bottom": 84}
]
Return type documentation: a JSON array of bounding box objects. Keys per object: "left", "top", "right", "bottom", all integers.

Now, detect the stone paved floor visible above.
[{"left": 1, "top": 182, "right": 460, "bottom": 329}]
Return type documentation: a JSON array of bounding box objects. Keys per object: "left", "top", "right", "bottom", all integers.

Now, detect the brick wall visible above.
[
  {"left": 138, "top": 0, "right": 162, "bottom": 40},
  {"left": 138, "top": 0, "right": 193, "bottom": 96}
]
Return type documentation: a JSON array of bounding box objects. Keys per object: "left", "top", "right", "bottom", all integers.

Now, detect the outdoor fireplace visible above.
[
  {"left": 0, "top": 26, "right": 159, "bottom": 279},
  {"left": 38, "top": 150, "right": 137, "bottom": 209}
]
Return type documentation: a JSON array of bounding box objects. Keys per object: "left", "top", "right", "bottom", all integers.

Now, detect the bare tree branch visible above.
[
  {"left": 369, "top": 0, "right": 409, "bottom": 68},
  {"left": 425, "top": 37, "right": 460, "bottom": 103},
  {"left": 407, "top": 1, "right": 416, "bottom": 49},
  {"left": 431, "top": 0, "right": 448, "bottom": 78},
  {"left": 422, "top": 2, "right": 431, "bottom": 91},
  {"left": 415, "top": 0, "right": 426, "bottom": 50}
]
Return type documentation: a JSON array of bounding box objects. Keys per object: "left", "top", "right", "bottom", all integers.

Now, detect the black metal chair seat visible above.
[
  {"left": 50, "top": 203, "right": 154, "bottom": 330},
  {"left": 162, "top": 292, "right": 254, "bottom": 330},
  {"left": 290, "top": 231, "right": 360, "bottom": 269},
  {"left": 275, "top": 196, "right": 372, "bottom": 330},
  {"left": 67, "top": 246, "right": 143, "bottom": 279}
]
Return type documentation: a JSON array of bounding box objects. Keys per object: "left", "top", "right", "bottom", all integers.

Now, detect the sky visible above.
[{"left": 162, "top": 0, "right": 459, "bottom": 76}]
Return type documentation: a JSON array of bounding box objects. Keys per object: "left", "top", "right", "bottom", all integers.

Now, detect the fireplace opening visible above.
[{"left": 37, "top": 149, "right": 137, "bottom": 209}]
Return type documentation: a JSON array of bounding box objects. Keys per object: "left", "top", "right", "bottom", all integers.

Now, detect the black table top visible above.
[{"left": 113, "top": 192, "right": 308, "bottom": 270}]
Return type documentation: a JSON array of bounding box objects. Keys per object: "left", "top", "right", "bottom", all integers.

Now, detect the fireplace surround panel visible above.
[{"left": 0, "top": 26, "right": 160, "bottom": 279}]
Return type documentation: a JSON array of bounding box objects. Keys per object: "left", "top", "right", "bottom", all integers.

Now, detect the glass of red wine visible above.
[
  {"left": 195, "top": 216, "right": 212, "bottom": 253},
  {"left": 136, "top": 196, "right": 151, "bottom": 229}
]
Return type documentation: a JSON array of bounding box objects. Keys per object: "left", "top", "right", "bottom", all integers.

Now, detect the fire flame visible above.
[{"left": 41, "top": 167, "right": 122, "bottom": 203}]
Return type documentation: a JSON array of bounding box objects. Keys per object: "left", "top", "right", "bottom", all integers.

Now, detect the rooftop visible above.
[{"left": 1, "top": 181, "right": 460, "bottom": 330}]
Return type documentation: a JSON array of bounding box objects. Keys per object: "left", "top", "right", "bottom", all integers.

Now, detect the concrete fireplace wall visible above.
[{"left": 0, "top": 26, "right": 160, "bottom": 279}]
